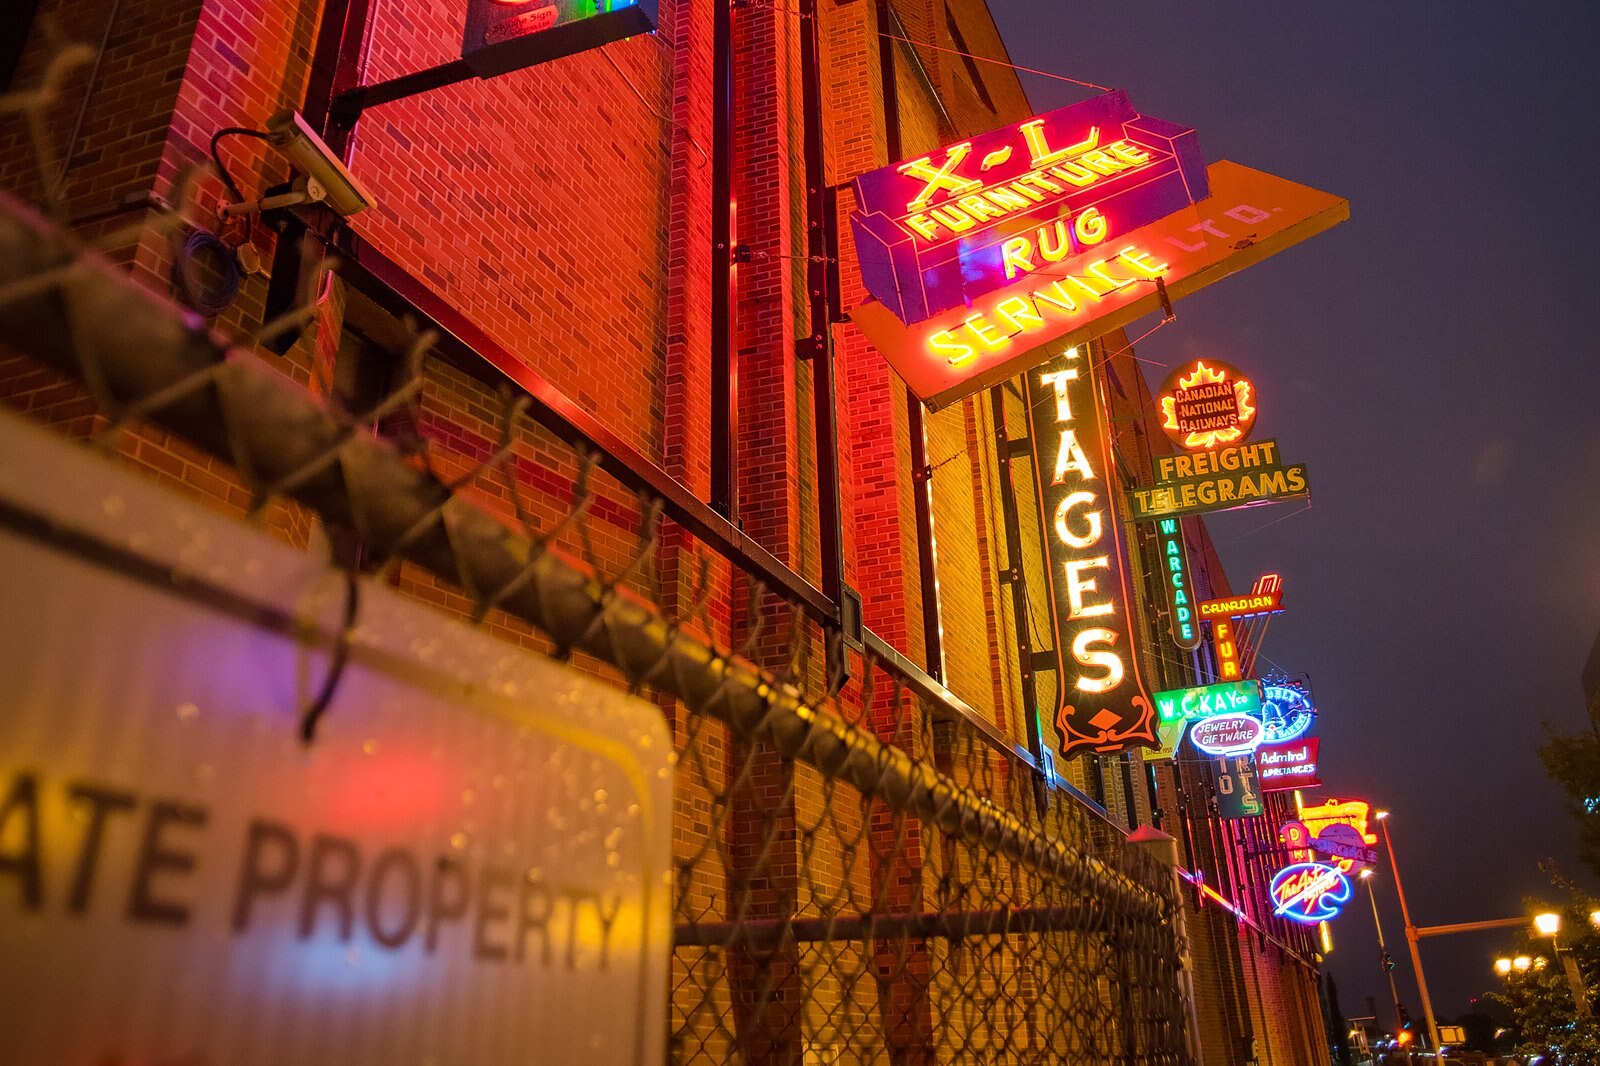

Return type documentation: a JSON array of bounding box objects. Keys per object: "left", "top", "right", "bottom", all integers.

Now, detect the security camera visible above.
[{"left": 219, "top": 109, "right": 375, "bottom": 219}]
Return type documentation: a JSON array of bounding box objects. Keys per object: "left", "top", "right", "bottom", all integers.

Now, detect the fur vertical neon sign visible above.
[{"left": 1025, "top": 345, "right": 1155, "bottom": 758}]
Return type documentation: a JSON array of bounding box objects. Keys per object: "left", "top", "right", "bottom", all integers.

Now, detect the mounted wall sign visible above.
[
  {"left": 1158, "top": 358, "right": 1257, "bottom": 450},
  {"left": 1257, "top": 738, "right": 1320, "bottom": 791},
  {"left": 1197, "top": 575, "right": 1285, "bottom": 621},
  {"left": 849, "top": 90, "right": 1207, "bottom": 328},
  {"left": 1156, "top": 517, "right": 1201, "bottom": 650},
  {"left": 1259, "top": 679, "right": 1317, "bottom": 744},
  {"left": 850, "top": 161, "right": 1349, "bottom": 410},
  {"left": 1154, "top": 680, "right": 1263, "bottom": 725},
  {"left": 1025, "top": 345, "right": 1156, "bottom": 759},
  {"left": 461, "top": 0, "right": 659, "bottom": 77},
  {"left": 1213, "top": 755, "right": 1263, "bottom": 819},
  {"left": 1189, "top": 713, "right": 1264, "bottom": 757},
  {"left": 1270, "top": 862, "right": 1352, "bottom": 924},
  {"left": 1130, "top": 438, "right": 1309, "bottom": 521}
]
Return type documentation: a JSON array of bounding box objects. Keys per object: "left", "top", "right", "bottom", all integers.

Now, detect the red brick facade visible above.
[{"left": 1, "top": 0, "right": 1333, "bottom": 1062}]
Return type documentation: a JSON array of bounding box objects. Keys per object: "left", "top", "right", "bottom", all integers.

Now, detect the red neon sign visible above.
[
  {"left": 1157, "top": 358, "right": 1257, "bottom": 450},
  {"left": 850, "top": 162, "right": 1350, "bottom": 411},
  {"left": 850, "top": 91, "right": 1207, "bottom": 326}
]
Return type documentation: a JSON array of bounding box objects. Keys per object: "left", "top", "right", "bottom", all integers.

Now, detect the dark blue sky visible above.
[{"left": 987, "top": 0, "right": 1600, "bottom": 1022}]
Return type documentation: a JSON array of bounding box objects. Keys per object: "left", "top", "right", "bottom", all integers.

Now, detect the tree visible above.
[
  {"left": 1539, "top": 716, "right": 1600, "bottom": 882},
  {"left": 1485, "top": 870, "right": 1600, "bottom": 1063}
]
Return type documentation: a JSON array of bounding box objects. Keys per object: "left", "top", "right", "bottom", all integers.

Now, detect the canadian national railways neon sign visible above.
[{"left": 1026, "top": 346, "right": 1156, "bottom": 759}]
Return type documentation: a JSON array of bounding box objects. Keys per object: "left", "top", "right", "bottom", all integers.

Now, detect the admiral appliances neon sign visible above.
[{"left": 1025, "top": 345, "right": 1156, "bottom": 758}]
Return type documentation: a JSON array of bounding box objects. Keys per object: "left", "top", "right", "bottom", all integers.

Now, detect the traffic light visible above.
[
  {"left": 1380, "top": 950, "right": 1395, "bottom": 972},
  {"left": 1397, "top": 1003, "right": 1414, "bottom": 1033}
]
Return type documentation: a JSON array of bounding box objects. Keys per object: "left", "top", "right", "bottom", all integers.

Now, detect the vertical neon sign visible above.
[
  {"left": 1157, "top": 517, "right": 1200, "bottom": 651},
  {"left": 1025, "top": 345, "right": 1156, "bottom": 758}
]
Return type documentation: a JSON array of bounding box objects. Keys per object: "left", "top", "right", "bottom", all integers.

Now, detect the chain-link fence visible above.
[{"left": 0, "top": 48, "right": 1197, "bottom": 1063}]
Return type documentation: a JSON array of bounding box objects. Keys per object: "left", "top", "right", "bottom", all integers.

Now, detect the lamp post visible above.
[
  {"left": 1377, "top": 810, "right": 1443, "bottom": 1054},
  {"left": 1361, "top": 869, "right": 1405, "bottom": 1040},
  {"left": 1534, "top": 911, "right": 1591, "bottom": 1017}
]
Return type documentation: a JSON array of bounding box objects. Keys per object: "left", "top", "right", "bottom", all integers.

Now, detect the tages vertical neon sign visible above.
[{"left": 1026, "top": 345, "right": 1156, "bottom": 758}]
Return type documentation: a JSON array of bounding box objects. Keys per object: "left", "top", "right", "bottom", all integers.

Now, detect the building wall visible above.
[{"left": 0, "top": 0, "right": 1332, "bottom": 1062}]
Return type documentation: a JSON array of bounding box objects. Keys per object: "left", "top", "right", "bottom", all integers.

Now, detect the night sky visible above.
[{"left": 986, "top": 0, "right": 1600, "bottom": 1025}]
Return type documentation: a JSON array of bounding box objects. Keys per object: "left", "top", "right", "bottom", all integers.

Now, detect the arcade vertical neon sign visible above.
[
  {"left": 1157, "top": 517, "right": 1200, "bottom": 651},
  {"left": 1026, "top": 345, "right": 1156, "bottom": 758}
]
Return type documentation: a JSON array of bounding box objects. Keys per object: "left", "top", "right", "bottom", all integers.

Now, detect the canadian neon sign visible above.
[
  {"left": 1269, "top": 862, "right": 1352, "bottom": 924},
  {"left": 1158, "top": 358, "right": 1257, "bottom": 450},
  {"left": 461, "top": 0, "right": 658, "bottom": 77},
  {"left": 1156, "top": 517, "right": 1200, "bottom": 651},
  {"left": 1188, "top": 713, "right": 1264, "bottom": 757},
  {"left": 850, "top": 90, "right": 1207, "bottom": 326},
  {"left": 850, "top": 162, "right": 1350, "bottom": 410},
  {"left": 1025, "top": 345, "right": 1156, "bottom": 758}
]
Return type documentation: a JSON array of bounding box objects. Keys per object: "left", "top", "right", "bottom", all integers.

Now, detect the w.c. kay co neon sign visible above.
[{"left": 850, "top": 91, "right": 1207, "bottom": 328}]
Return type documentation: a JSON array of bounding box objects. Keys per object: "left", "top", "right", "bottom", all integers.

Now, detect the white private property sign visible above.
[{"left": 0, "top": 411, "right": 671, "bottom": 1065}]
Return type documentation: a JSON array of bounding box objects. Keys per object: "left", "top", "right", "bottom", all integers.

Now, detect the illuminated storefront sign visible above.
[
  {"left": 1154, "top": 680, "right": 1262, "bottom": 724},
  {"left": 1158, "top": 359, "right": 1257, "bottom": 450},
  {"left": 1270, "top": 862, "right": 1352, "bottom": 924},
  {"left": 1257, "top": 738, "right": 1320, "bottom": 791},
  {"left": 1156, "top": 517, "right": 1201, "bottom": 650},
  {"left": 1212, "top": 616, "right": 1242, "bottom": 680},
  {"left": 461, "top": 0, "right": 659, "bottom": 77},
  {"left": 1299, "top": 799, "right": 1379, "bottom": 846},
  {"left": 1026, "top": 345, "right": 1156, "bottom": 758},
  {"left": 1214, "top": 755, "right": 1263, "bottom": 819},
  {"left": 1197, "top": 575, "right": 1285, "bottom": 620},
  {"left": 1141, "top": 717, "right": 1188, "bottom": 762},
  {"left": 1189, "top": 713, "right": 1264, "bottom": 757},
  {"left": 1259, "top": 679, "right": 1316, "bottom": 744},
  {"left": 1310, "top": 824, "right": 1378, "bottom": 871},
  {"left": 1129, "top": 438, "right": 1309, "bottom": 521},
  {"left": 850, "top": 161, "right": 1349, "bottom": 410},
  {"left": 849, "top": 90, "right": 1207, "bottom": 326}
]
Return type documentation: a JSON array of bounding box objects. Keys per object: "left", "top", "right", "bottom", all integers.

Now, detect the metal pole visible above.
[
  {"left": 708, "top": 0, "right": 737, "bottom": 518},
  {"left": 1363, "top": 875, "right": 1404, "bottom": 1038},
  {"left": 1380, "top": 816, "right": 1441, "bottom": 1054}
]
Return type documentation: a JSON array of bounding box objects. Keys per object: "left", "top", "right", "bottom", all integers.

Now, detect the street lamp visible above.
[
  {"left": 1535, "top": 912, "right": 1562, "bottom": 937},
  {"left": 1495, "top": 957, "right": 1513, "bottom": 976},
  {"left": 1590, "top": 909, "right": 1600, "bottom": 930},
  {"left": 1514, "top": 955, "right": 1533, "bottom": 972},
  {"left": 1360, "top": 869, "right": 1404, "bottom": 1038},
  {"left": 1377, "top": 810, "right": 1443, "bottom": 1053},
  {"left": 1533, "top": 911, "right": 1591, "bottom": 1016}
]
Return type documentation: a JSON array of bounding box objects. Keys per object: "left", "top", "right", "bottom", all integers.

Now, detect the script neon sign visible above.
[
  {"left": 1270, "top": 862, "right": 1351, "bottom": 924},
  {"left": 850, "top": 90, "right": 1207, "bottom": 326}
]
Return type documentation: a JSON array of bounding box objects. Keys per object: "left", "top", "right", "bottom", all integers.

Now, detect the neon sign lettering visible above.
[
  {"left": 1158, "top": 359, "right": 1257, "bottom": 450},
  {"left": 1157, "top": 518, "right": 1200, "bottom": 650},
  {"left": 1189, "top": 713, "right": 1264, "bottom": 757},
  {"left": 1153, "top": 680, "right": 1262, "bottom": 723},
  {"left": 850, "top": 162, "right": 1350, "bottom": 410},
  {"left": 1299, "top": 799, "right": 1379, "bottom": 846},
  {"left": 1259, "top": 681, "right": 1316, "bottom": 744},
  {"left": 851, "top": 90, "right": 1207, "bottom": 326},
  {"left": 1270, "top": 862, "right": 1352, "bottom": 924},
  {"left": 1025, "top": 346, "right": 1156, "bottom": 758},
  {"left": 1257, "top": 738, "right": 1320, "bottom": 791}
]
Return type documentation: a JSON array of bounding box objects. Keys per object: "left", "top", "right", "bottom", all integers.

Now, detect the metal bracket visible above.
[
  {"left": 795, "top": 335, "right": 826, "bottom": 361},
  {"left": 1030, "top": 650, "right": 1058, "bottom": 674}
]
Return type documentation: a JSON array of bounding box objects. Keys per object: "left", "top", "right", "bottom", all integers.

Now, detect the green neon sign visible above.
[
  {"left": 1153, "top": 680, "right": 1262, "bottom": 723},
  {"left": 1158, "top": 517, "right": 1201, "bottom": 651}
]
